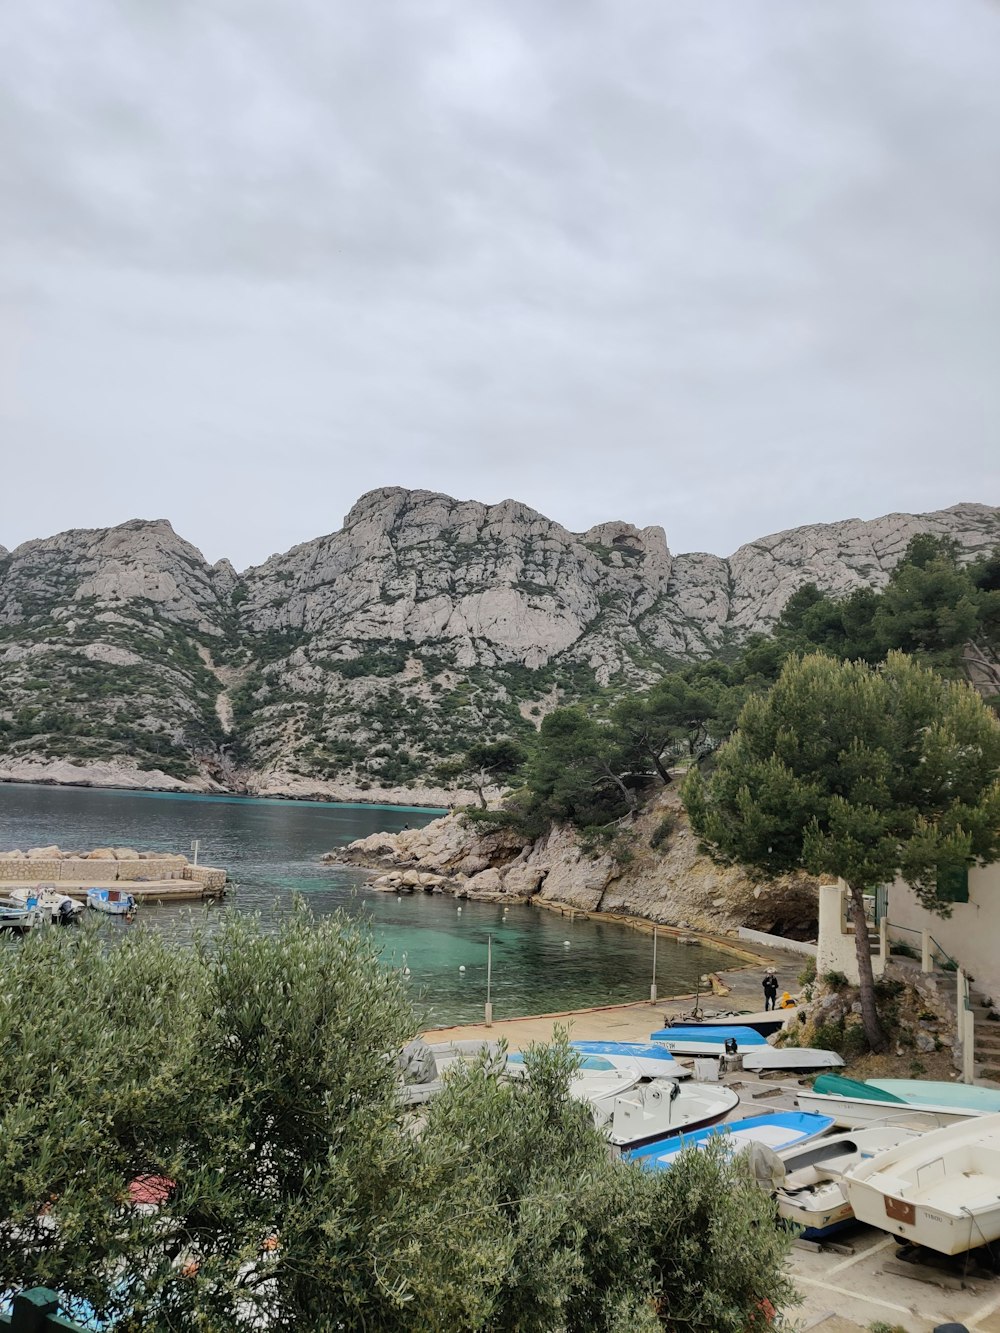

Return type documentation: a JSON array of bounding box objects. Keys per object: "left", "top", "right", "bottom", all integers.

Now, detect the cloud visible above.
[{"left": 2, "top": 0, "right": 999, "bottom": 568}]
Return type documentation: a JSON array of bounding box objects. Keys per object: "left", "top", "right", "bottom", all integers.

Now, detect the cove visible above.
[{"left": 0, "top": 782, "right": 736, "bottom": 1024}]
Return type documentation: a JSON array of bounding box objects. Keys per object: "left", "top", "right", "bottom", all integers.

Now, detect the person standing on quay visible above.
[{"left": 762, "top": 970, "right": 778, "bottom": 1011}]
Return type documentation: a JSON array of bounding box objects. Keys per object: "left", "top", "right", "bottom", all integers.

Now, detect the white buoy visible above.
[
  {"left": 459, "top": 965, "right": 466, "bottom": 972},
  {"left": 397, "top": 896, "right": 402, "bottom": 902},
  {"left": 403, "top": 967, "right": 411, "bottom": 976},
  {"left": 457, "top": 906, "right": 462, "bottom": 913},
  {"left": 563, "top": 940, "right": 571, "bottom": 947}
]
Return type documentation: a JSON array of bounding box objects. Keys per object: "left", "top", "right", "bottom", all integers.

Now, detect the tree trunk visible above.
[
  {"left": 650, "top": 748, "right": 672, "bottom": 785},
  {"left": 598, "top": 762, "right": 637, "bottom": 812},
  {"left": 848, "top": 881, "right": 886, "bottom": 1052}
]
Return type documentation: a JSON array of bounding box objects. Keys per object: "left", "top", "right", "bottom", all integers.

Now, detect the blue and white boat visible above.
[
  {"left": 650, "top": 1024, "right": 769, "bottom": 1056},
  {"left": 0, "top": 898, "right": 44, "bottom": 933},
  {"left": 86, "top": 888, "right": 136, "bottom": 917},
  {"left": 626, "top": 1110, "right": 835, "bottom": 1169},
  {"left": 570, "top": 1040, "right": 691, "bottom": 1080}
]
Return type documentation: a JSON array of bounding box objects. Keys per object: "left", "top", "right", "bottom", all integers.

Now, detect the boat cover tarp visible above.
[
  {"left": 812, "top": 1074, "right": 905, "bottom": 1103},
  {"left": 649, "top": 1025, "right": 768, "bottom": 1046}
]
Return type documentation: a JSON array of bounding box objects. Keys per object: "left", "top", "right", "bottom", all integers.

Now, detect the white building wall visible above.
[
  {"left": 888, "top": 864, "right": 1000, "bottom": 1003},
  {"left": 816, "top": 881, "right": 887, "bottom": 984}
]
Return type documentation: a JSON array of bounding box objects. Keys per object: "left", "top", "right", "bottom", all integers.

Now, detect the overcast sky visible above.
[{"left": 2, "top": 1, "right": 999, "bottom": 570}]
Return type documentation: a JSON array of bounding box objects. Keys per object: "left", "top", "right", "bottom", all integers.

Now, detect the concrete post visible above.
[
  {"left": 921, "top": 929, "right": 932, "bottom": 973},
  {"left": 963, "top": 1008, "right": 976, "bottom": 1085},
  {"left": 879, "top": 916, "right": 888, "bottom": 969}
]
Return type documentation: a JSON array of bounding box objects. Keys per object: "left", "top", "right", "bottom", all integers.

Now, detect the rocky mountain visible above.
[{"left": 1, "top": 490, "right": 997, "bottom": 799}]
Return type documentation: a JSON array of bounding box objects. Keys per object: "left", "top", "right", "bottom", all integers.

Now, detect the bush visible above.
[
  {"left": 797, "top": 957, "right": 816, "bottom": 988},
  {"left": 821, "top": 969, "right": 849, "bottom": 990},
  {"left": 649, "top": 814, "right": 676, "bottom": 849},
  {"left": 0, "top": 913, "right": 795, "bottom": 1331}
]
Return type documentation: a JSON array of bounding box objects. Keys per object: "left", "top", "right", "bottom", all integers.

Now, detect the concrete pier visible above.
[{"left": 0, "top": 846, "right": 228, "bottom": 900}]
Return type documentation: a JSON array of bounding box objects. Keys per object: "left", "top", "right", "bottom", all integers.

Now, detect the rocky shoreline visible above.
[
  {"left": 0, "top": 757, "right": 467, "bottom": 809},
  {"left": 328, "top": 790, "right": 826, "bottom": 939}
]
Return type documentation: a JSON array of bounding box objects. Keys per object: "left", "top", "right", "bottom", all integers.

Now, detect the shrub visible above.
[
  {"left": 821, "top": 970, "right": 849, "bottom": 990},
  {"left": 649, "top": 814, "right": 676, "bottom": 849},
  {"left": 797, "top": 957, "right": 817, "bottom": 988}
]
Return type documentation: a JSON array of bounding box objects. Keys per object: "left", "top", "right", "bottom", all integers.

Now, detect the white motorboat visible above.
[
  {"left": 796, "top": 1087, "right": 984, "bottom": 1130},
  {"left": 0, "top": 898, "right": 44, "bottom": 933},
  {"left": 742, "top": 1047, "right": 845, "bottom": 1073},
  {"left": 9, "top": 885, "right": 83, "bottom": 924},
  {"left": 570, "top": 1040, "right": 691, "bottom": 1080},
  {"left": 397, "top": 1039, "right": 503, "bottom": 1105},
  {"left": 86, "top": 888, "right": 136, "bottom": 917},
  {"left": 603, "top": 1079, "right": 740, "bottom": 1151},
  {"left": 569, "top": 1060, "right": 643, "bottom": 1120},
  {"left": 843, "top": 1112, "right": 1000, "bottom": 1255},
  {"left": 765, "top": 1124, "right": 927, "bottom": 1239},
  {"left": 629, "top": 1110, "right": 835, "bottom": 1170}
]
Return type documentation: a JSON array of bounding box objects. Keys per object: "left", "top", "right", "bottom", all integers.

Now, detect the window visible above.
[{"left": 936, "top": 865, "right": 970, "bottom": 904}]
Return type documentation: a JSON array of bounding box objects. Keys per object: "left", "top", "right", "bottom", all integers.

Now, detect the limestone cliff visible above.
[
  {"left": 330, "top": 788, "right": 824, "bottom": 938},
  {"left": 1, "top": 491, "right": 997, "bottom": 797}
]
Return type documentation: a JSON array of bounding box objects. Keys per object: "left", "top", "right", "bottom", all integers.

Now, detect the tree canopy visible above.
[
  {"left": 683, "top": 651, "right": 1000, "bottom": 1049},
  {"left": 0, "top": 911, "right": 793, "bottom": 1331}
]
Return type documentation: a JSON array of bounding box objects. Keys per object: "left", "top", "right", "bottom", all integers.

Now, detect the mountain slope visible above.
[{"left": 1, "top": 491, "right": 997, "bottom": 798}]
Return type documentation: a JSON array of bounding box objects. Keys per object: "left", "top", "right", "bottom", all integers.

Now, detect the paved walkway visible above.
[{"left": 423, "top": 941, "right": 808, "bottom": 1047}]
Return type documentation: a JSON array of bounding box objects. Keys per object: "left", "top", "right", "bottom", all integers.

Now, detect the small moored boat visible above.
[
  {"left": 570, "top": 1040, "right": 691, "bottom": 1080},
  {"left": 663, "top": 1009, "right": 787, "bottom": 1038},
  {"left": 765, "top": 1124, "right": 927, "bottom": 1239},
  {"left": 797, "top": 1075, "right": 989, "bottom": 1129},
  {"left": 0, "top": 898, "right": 44, "bottom": 933},
  {"left": 843, "top": 1112, "right": 1000, "bottom": 1255},
  {"left": 603, "top": 1079, "right": 739, "bottom": 1151},
  {"left": 627, "top": 1110, "right": 834, "bottom": 1169},
  {"left": 651, "top": 1024, "right": 769, "bottom": 1057},
  {"left": 742, "top": 1046, "right": 845, "bottom": 1073},
  {"left": 9, "top": 885, "right": 83, "bottom": 925},
  {"left": 86, "top": 888, "right": 136, "bottom": 917},
  {"left": 866, "top": 1080, "right": 1000, "bottom": 1114}
]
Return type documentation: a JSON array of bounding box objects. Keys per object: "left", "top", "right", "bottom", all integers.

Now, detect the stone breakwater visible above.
[
  {"left": 0, "top": 846, "right": 227, "bottom": 893},
  {"left": 327, "top": 792, "right": 824, "bottom": 939}
]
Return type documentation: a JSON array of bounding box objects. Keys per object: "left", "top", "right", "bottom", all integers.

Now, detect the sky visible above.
[{"left": 2, "top": 1, "right": 999, "bottom": 571}]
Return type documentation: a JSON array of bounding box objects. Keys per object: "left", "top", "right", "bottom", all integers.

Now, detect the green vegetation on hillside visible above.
[{"left": 502, "top": 536, "right": 1000, "bottom": 834}]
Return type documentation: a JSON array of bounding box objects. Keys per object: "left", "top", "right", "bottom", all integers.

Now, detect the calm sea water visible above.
[{"left": 0, "top": 783, "right": 733, "bottom": 1025}]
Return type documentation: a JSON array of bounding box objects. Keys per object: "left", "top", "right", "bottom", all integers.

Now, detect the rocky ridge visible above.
[
  {"left": 330, "top": 789, "right": 824, "bottom": 939},
  {"left": 1, "top": 491, "right": 997, "bottom": 798}
]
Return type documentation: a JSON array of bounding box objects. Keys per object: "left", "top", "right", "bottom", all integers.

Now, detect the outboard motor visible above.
[
  {"left": 58, "top": 899, "right": 77, "bottom": 925},
  {"left": 723, "top": 1037, "right": 738, "bottom": 1056}
]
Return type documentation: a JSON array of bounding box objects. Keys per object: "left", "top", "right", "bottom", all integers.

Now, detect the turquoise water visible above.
[{"left": 0, "top": 783, "right": 734, "bottom": 1024}]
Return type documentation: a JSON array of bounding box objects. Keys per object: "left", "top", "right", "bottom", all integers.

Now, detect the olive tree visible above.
[
  {"left": 0, "top": 911, "right": 794, "bottom": 1330},
  {"left": 684, "top": 651, "right": 1000, "bottom": 1050}
]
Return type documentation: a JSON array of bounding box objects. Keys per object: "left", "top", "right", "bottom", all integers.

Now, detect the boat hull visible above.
[
  {"left": 86, "top": 890, "right": 136, "bottom": 916},
  {"left": 742, "top": 1048, "right": 845, "bottom": 1072},
  {"left": 627, "top": 1111, "right": 834, "bottom": 1169},
  {"left": 797, "top": 1090, "right": 983, "bottom": 1130},
  {"left": 843, "top": 1113, "right": 1000, "bottom": 1255},
  {"left": 571, "top": 1041, "right": 690, "bottom": 1080},
  {"left": 606, "top": 1080, "right": 739, "bottom": 1150}
]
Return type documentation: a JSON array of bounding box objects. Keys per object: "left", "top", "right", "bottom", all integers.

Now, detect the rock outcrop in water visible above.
[
  {"left": 1, "top": 490, "right": 996, "bottom": 798},
  {"left": 329, "top": 789, "right": 825, "bottom": 938}
]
